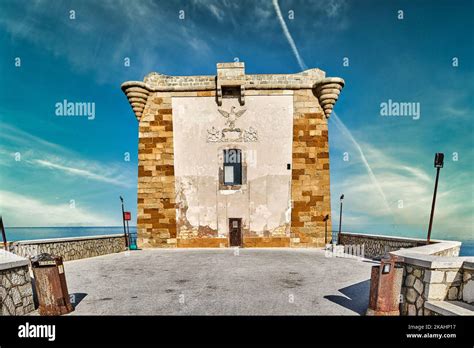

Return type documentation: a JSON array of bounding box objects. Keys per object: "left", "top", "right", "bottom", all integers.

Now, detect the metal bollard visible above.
[
  {"left": 31, "top": 253, "right": 74, "bottom": 315},
  {"left": 366, "top": 255, "right": 403, "bottom": 315}
]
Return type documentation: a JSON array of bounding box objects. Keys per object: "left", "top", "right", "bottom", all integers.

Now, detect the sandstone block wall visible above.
[
  {"left": 290, "top": 89, "right": 331, "bottom": 247},
  {"left": 136, "top": 91, "right": 178, "bottom": 248}
]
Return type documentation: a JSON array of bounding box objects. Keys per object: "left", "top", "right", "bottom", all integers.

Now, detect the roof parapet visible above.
[{"left": 121, "top": 62, "right": 345, "bottom": 120}]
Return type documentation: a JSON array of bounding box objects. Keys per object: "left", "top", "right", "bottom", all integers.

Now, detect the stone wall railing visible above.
[
  {"left": 390, "top": 241, "right": 473, "bottom": 316},
  {"left": 338, "top": 232, "right": 472, "bottom": 316},
  {"left": 0, "top": 250, "right": 34, "bottom": 315},
  {"left": 338, "top": 232, "right": 429, "bottom": 259},
  {"left": 461, "top": 261, "right": 474, "bottom": 304},
  {"left": 8, "top": 234, "right": 126, "bottom": 262}
]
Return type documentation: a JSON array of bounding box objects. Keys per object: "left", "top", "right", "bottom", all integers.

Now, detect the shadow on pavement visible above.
[
  {"left": 324, "top": 279, "right": 370, "bottom": 315},
  {"left": 70, "top": 293, "right": 88, "bottom": 309}
]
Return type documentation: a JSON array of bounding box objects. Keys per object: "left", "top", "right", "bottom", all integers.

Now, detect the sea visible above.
[{"left": 3, "top": 226, "right": 473, "bottom": 256}]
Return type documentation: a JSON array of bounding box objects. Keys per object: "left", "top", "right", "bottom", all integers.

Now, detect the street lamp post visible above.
[
  {"left": 338, "top": 194, "right": 344, "bottom": 244},
  {"left": 426, "top": 153, "right": 444, "bottom": 245},
  {"left": 120, "top": 196, "right": 129, "bottom": 248},
  {"left": 323, "top": 214, "right": 329, "bottom": 244}
]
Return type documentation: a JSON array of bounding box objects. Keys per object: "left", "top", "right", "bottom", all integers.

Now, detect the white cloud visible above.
[
  {"left": 208, "top": 3, "right": 225, "bottom": 21},
  {"left": 0, "top": 0, "right": 211, "bottom": 81},
  {"left": 330, "top": 123, "right": 474, "bottom": 240},
  {"left": 0, "top": 190, "right": 116, "bottom": 227},
  {"left": 32, "top": 159, "right": 131, "bottom": 187},
  {"left": 0, "top": 124, "right": 134, "bottom": 227},
  {"left": 0, "top": 123, "right": 63, "bottom": 151},
  {"left": 325, "top": 0, "right": 347, "bottom": 18},
  {"left": 0, "top": 124, "right": 135, "bottom": 188},
  {"left": 332, "top": 113, "right": 392, "bottom": 214}
]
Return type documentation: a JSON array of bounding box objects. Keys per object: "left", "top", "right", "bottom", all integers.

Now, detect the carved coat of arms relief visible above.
[{"left": 207, "top": 106, "right": 258, "bottom": 143}]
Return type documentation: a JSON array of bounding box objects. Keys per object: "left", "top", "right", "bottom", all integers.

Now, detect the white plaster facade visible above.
[{"left": 172, "top": 94, "right": 294, "bottom": 239}]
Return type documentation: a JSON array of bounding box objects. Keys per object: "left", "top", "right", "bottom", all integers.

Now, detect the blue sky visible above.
[{"left": 0, "top": 0, "right": 472, "bottom": 241}]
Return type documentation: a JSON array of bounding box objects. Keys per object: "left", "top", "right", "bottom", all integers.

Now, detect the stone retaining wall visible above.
[
  {"left": 8, "top": 234, "right": 126, "bottom": 261},
  {"left": 391, "top": 241, "right": 471, "bottom": 316},
  {"left": 337, "top": 232, "right": 471, "bottom": 316},
  {"left": 0, "top": 250, "right": 34, "bottom": 315},
  {"left": 400, "top": 263, "right": 464, "bottom": 315},
  {"left": 460, "top": 262, "right": 474, "bottom": 304},
  {"left": 338, "top": 232, "right": 426, "bottom": 259}
]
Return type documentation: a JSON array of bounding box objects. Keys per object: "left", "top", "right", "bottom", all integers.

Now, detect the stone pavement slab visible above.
[{"left": 64, "top": 248, "right": 374, "bottom": 315}]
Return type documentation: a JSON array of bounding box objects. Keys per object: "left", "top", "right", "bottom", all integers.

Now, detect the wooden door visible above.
[{"left": 229, "top": 218, "right": 242, "bottom": 247}]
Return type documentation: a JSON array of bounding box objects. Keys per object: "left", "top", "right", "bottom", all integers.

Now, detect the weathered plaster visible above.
[{"left": 172, "top": 95, "right": 293, "bottom": 239}]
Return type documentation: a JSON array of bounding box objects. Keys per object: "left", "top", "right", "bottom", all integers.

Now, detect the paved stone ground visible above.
[{"left": 64, "top": 248, "right": 376, "bottom": 315}]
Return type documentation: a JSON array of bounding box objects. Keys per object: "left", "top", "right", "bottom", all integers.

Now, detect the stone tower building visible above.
[{"left": 122, "top": 62, "right": 344, "bottom": 248}]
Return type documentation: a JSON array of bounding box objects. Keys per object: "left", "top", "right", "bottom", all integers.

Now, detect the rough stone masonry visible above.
[{"left": 122, "top": 62, "right": 344, "bottom": 248}]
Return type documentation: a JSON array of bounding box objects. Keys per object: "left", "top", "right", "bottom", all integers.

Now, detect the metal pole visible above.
[
  {"left": 0, "top": 216, "right": 7, "bottom": 250},
  {"left": 126, "top": 220, "right": 131, "bottom": 247},
  {"left": 427, "top": 167, "right": 440, "bottom": 244},
  {"left": 338, "top": 201, "right": 343, "bottom": 243},
  {"left": 120, "top": 197, "right": 129, "bottom": 248},
  {"left": 324, "top": 219, "right": 328, "bottom": 244}
]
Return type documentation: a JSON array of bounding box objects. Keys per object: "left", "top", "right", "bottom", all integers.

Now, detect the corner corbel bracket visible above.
[
  {"left": 314, "top": 77, "right": 345, "bottom": 118},
  {"left": 121, "top": 82, "right": 150, "bottom": 121}
]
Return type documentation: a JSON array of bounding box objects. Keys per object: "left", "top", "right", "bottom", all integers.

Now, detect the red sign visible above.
[{"left": 123, "top": 212, "right": 131, "bottom": 221}]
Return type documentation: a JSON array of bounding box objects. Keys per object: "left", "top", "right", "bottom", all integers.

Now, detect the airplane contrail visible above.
[
  {"left": 331, "top": 112, "right": 393, "bottom": 215},
  {"left": 272, "top": 0, "right": 392, "bottom": 216},
  {"left": 272, "top": 0, "right": 307, "bottom": 71}
]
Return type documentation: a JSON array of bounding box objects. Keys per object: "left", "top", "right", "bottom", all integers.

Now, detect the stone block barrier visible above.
[
  {"left": 338, "top": 232, "right": 473, "bottom": 316},
  {"left": 392, "top": 246, "right": 472, "bottom": 316},
  {"left": 7, "top": 234, "right": 127, "bottom": 262},
  {"left": 0, "top": 249, "right": 35, "bottom": 315},
  {"left": 338, "top": 232, "right": 429, "bottom": 259}
]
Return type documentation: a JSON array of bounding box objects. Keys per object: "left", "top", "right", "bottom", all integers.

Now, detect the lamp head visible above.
[
  {"left": 323, "top": 214, "right": 329, "bottom": 221},
  {"left": 340, "top": 194, "right": 344, "bottom": 201},
  {"left": 119, "top": 196, "right": 123, "bottom": 203},
  {"left": 434, "top": 153, "right": 444, "bottom": 168}
]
